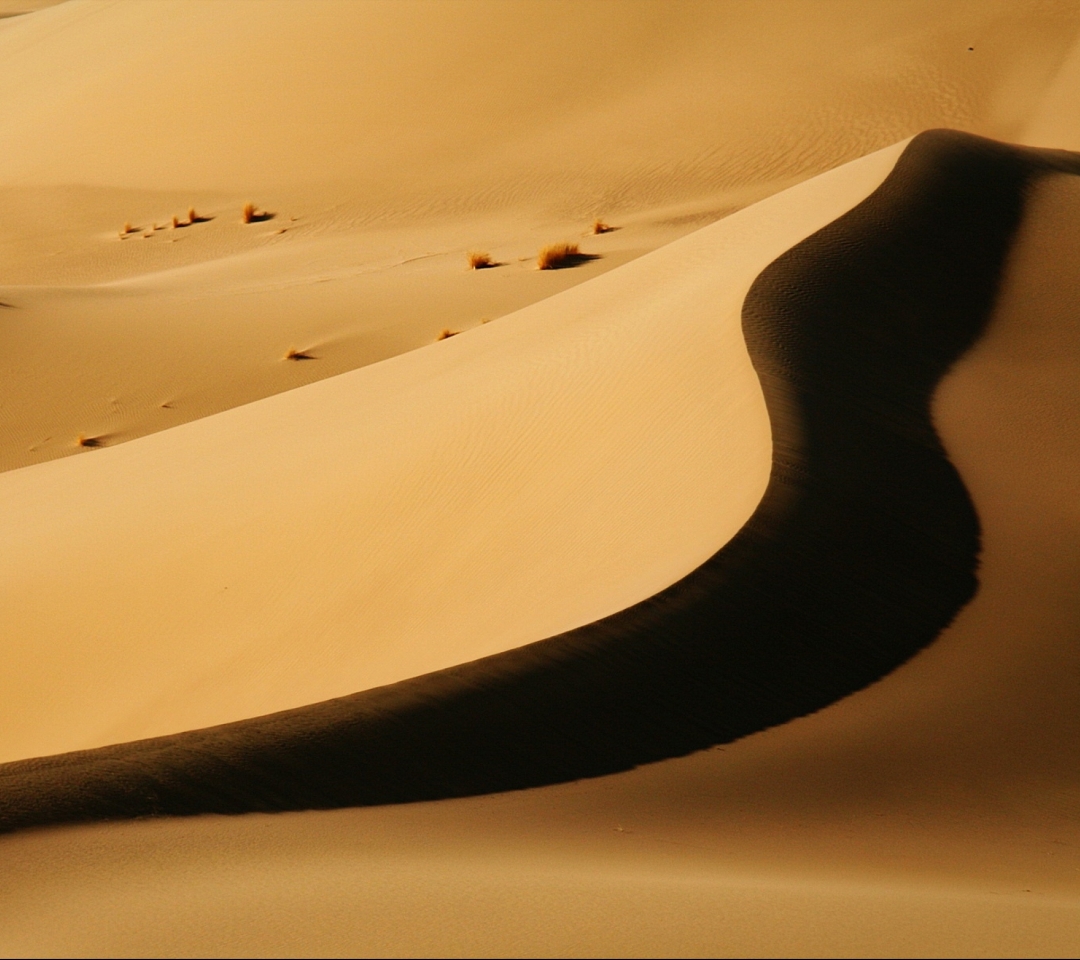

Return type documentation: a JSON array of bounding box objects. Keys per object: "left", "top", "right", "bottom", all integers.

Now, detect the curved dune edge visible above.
[
  {"left": 3, "top": 130, "right": 1078, "bottom": 833},
  {"left": 0, "top": 138, "right": 902, "bottom": 764}
]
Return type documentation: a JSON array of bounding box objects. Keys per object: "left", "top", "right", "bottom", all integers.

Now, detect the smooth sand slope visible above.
[
  {"left": 0, "top": 140, "right": 909, "bottom": 766},
  {"left": 0, "top": 0, "right": 1076, "bottom": 473},
  {"left": 4, "top": 0, "right": 1080, "bottom": 956}
]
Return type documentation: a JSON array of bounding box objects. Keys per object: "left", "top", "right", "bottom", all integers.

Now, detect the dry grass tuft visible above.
[
  {"left": 537, "top": 242, "right": 589, "bottom": 270},
  {"left": 76, "top": 433, "right": 102, "bottom": 448},
  {"left": 242, "top": 202, "right": 274, "bottom": 224},
  {"left": 435, "top": 328, "right": 460, "bottom": 341},
  {"left": 467, "top": 251, "right": 496, "bottom": 270},
  {"left": 171, "top": 215, "right": 180, "bottom": 229},
  {"left": 283, "top": 347, "right": 315, "bottom": 361},
  {"left": 592, "top": 219, "right": 614, "bottom": 234},
  {"left": 187, "top": 206, "right": 198, "bottom": 224},
  {"left": 119, "top": 222, "right": 134, "bottom": 238}
]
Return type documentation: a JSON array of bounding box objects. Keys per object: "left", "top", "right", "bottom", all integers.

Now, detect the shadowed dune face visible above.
[{"left": 4, "top": 131, "right": 1077, "bottom": 833}]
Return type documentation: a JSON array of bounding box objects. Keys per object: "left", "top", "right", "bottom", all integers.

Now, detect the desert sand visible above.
[{"left": 3, "top": 1, "right": 1080, "bottom": 957}]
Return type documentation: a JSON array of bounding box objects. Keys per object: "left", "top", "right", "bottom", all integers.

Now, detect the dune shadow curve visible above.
[{"left": 3, "top": 131, "right": 1079, "bottom": 833}]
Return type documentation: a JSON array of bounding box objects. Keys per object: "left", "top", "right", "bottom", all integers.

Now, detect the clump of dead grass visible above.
[
  {"left": 119, "top": 222, "right": 134, "bottom": 238},
  {"left": 283, "top": 347, "right": 315, "bottom": 361},
  {"left": 76, "top": 433, "right": 102, "bottom": 448},
  {"left": 537, "top": 242, "right": 585, "bottom": 270},
  {"left": 435, "top": 328, "right": 460, "bottom": 341},
  {"left": 242, "top": 202, "right": 274, "bottom": 224},
  {"left": 467, "top": 251, "right": 495, "bottom": 270},
  {"left": 592, "top": 219, "right": 614, "bottom": 234}
]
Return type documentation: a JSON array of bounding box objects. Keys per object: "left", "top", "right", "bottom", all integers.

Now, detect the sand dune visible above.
[
  {"left": 5, "top": 1, "right": 1080, "bottom": 956},
  {"left": 1, "top": 0, "right": 1066, "bottom": 197},
  {"left": 7, "top": 129, "right": 1080, "bottom": 957},
  {"left": 1, "top": 125, "right": 1074, "bottom": 822},
  {"left": 0, "top": 141, "right": 908, "bottom": 765}
]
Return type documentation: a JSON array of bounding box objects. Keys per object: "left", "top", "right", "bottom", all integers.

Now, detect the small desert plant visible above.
[
  {"left": 119, "top": 222, "right": 134, "bottom": 237},
  {"left": 592, "top": 219, "right": 614, "bottom": 234},
  {"left": 187, "top": 206, "right": 198, "bottom": 224},
  {"left": 171, "top": 215, "right": 180, "bottom": 229},
  {"left": 537, "top": 242, "right": 582, "bottom": 270},
  {"left": 283, "top": 347, "right": 314, "bottom": 361},
  {"left": 242, "top": 202, "right": 274, "bottom": 223},
  {"left": 435, "top": 328, "right": 460, "bottom": 341},
  {"left": 76, "top": 433, "right": 102, "bottom": 448},
  {"left": 467, "top": 251, "right": 495, "bottom": 270}
]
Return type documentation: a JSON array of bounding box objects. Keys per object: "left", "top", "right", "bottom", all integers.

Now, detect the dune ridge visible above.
[
  {"left": 1, "top": 140, "right": 908, "bottom": 764},
  {"left": 2, "top": 130, "right": 1072, "bottom": 835}
]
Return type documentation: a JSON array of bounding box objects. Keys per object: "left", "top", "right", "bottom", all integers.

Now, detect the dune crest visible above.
[{"left": 0, "top": 141, "right": 910, "bottom": 766}]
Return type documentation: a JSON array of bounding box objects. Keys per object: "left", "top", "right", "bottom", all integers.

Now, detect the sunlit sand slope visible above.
[{"left": 0, "top": 143, "right": 910, "bottom": 767}]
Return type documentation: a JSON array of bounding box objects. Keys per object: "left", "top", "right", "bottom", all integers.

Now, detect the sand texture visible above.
[{"left": 4, "top": 1, "right": 1080, "bottom": 956}]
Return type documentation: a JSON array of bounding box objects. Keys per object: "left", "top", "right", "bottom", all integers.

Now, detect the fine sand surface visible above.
[
  {"left": 4, "top": 1, "right": 1080, "bottom": 957},
  {"left": 0, "top": 0, "right": 1076, "bottom": 473}
]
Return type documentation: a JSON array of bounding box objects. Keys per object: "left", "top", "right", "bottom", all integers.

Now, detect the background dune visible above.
[{"left": 0, "top": 0, "right": 1077, "bottom": 472}]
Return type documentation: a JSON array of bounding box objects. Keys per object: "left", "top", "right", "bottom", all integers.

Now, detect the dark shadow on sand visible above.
[
  {"left": 540, "top": 251, "right": 600, "bottom": 270},
  {"left": 4, "top": 131, "right": 1080, "bottom": 834}
]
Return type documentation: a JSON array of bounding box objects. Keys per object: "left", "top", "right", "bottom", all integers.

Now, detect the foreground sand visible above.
[{"left": 4, "top": 2, "right": 1080, "bottom": 957}]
